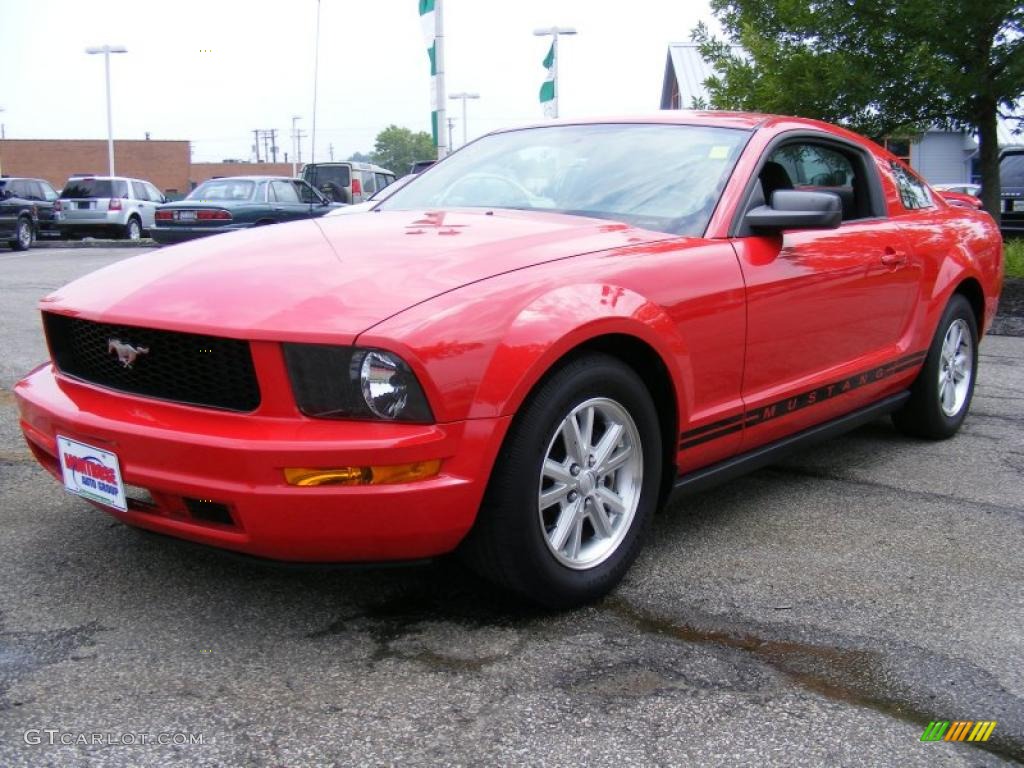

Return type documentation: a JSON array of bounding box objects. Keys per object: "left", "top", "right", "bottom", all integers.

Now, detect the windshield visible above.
[
  {"left": 1000, "top": 153, "right": 1024, "bottom": 188},
  {"left": 379, "top": 123, "right": 749, "bottom": 235},
  {"left": 60, "top": 178, "right": 127, "bottom": 199},
  {"left": 187, "top": 179, "right": 257, "bottom": 201}
]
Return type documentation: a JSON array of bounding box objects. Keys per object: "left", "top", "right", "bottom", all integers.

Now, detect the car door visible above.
[
  {"left": 731, "top": 137, "right": 922, "bottom": 450},
  {"left": 131, "top": 181, "right": 156, "bottom": 228},
  {"left": 293, "top": 180, "right": 330, "bottom": 218},
  {"left": 269, "top": 180, "right": 306, "bottom": 222}
]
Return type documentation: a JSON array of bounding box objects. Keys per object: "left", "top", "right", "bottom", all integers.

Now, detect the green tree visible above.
[
  {"left": 348, "top": 151, "right": 372, "bottom": 163},
  {"left": 692, "top": 1, "right": 1024, "bottom": 219},
  {"left": 370, "top": 125, "right": 435, "bottom": 175}
]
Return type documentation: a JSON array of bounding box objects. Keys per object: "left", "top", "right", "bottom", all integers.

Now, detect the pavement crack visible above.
[
  {"left": 762, "top": 464, "right": 1024, "bottom": 518},
  {"left": 603, "top": 597, "right": 1024, "bottom": 765}
]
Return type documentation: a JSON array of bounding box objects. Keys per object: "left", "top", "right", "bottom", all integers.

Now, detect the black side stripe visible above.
[{"left": 679, "top": 351, "right": 927, "bottom": 449}]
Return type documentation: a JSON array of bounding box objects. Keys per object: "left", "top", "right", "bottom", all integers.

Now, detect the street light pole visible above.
[
  {"left": 85, "top": 45, "right": 127, "bottom": 176},
  {"left": 448, "top": 92, "right": 480, "bottom": 148},
  {"left": 533, "top": 27, "right": 576, "bottom": 119}
]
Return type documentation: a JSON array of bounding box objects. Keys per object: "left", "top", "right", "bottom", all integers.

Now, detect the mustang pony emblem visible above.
[{"left": 107, "top": 339, "right": 150, "bottom": 369}]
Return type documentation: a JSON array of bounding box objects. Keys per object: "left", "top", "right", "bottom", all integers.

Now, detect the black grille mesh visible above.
[{"left": 44, "top": 313, "right": 261, "bottom": 412}]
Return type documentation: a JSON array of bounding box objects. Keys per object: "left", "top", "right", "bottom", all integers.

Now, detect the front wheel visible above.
[
  {"left": 892, "top": 294, "right": 978, "bottom": 439},
  {"left": 10, "top": 217, "right": 33, "bottom": 251},
  {"left": 461, "top": 353, "right": 662, "bottom": 608}
]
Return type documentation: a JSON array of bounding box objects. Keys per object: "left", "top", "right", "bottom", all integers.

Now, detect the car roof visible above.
[
  {"left": 198, "top": 175, "right": 295, "bottom": 182},
  {"left": 489, "top": 110, "right": 874, "bottom": 139}
]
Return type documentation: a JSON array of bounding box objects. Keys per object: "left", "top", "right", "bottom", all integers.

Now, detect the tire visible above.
[
  {"left": 123, "top": 217, "right": 142, "bottom": 241},
  {"left": 892, "top": 294, "right": 978, "bottom": 439},
  {"left": 10, "top": 217, "right": 32, "bottom": 251},
  {"left": 461, "top": 353, "right": 662, "bottom": 608}
]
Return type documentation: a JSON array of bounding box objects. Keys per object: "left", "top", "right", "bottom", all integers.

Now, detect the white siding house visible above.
[{"left": 661, "top": 43, "right": 977, "bottom": 185}]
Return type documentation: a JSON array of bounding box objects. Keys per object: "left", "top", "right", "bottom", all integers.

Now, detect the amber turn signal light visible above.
[{"left": 283, "top": 460, "right": 442, "bottom": 487}]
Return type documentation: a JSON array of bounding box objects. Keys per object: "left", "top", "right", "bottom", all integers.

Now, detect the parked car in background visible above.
[
  {"left": 933, "top": 183, "right": 981, "bottom": 198},
  {"left": 325, "top": 173, "right": 417, "bottom": 217},
  {"left": 301, "top": 161, "right": 396, "bottom": 204},
  {"left": 151, "top": 176, "right": 341, "bottom": 244},
  {"left": 410, "top": 160, "right": 436, "bottom": 174},
  {"left": 999, "top": 148, "right": 1024, "bottom": 233},
  {"left": 15, "top": 113, "right": 1003, "bottom": 607},
  {"left": 0, "top": 183, "right": 39, "bottom": 251},
  {"left": 936, "top": 190, "right": 984, "bottom": 211},
  {"left": 0, "top": 177, "right": 62, "bottom": 238},
  {"left": 58, "top": 176, "right": 165, "bottom": 240}
]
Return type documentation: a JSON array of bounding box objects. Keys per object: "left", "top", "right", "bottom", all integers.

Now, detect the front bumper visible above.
[{"left": 15, "top": 363, "right": 509, "bottom": 562}]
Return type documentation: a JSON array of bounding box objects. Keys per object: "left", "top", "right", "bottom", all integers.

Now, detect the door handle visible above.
[{"left": 881, "top": 248, "right": 907, "bottom": 268}]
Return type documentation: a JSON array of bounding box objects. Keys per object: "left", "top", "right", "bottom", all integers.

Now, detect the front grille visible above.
[{"left": 43, "top": 313, "right": 261, "bottom": 412}]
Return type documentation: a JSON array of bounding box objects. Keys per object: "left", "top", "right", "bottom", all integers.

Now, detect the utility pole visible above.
[
  {"left": 448, "top": 92, "right": 480, "bottom": 148},
  {"left": 328, "top": 143, "right": 334, "bottom": 161},
  {"left": 533, "top": 27, "right": 577, "bottom": 119},
  {"left": 291, "top": 116, "right": 302, "bottom": 175},
  {"left": 270, "top": 129, "right": 278, "bottom": 163},
  {"left": 253, "top": 129, "right": 261, "bottom": 162}
]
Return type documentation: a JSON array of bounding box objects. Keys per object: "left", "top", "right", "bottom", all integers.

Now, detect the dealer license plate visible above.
[{"left": 57, "top": 435, "right": 127, "bottom": 512}]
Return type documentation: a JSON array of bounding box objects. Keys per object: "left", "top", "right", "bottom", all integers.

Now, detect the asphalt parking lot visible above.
[{"left": 0, "top": 245, "right": 1022, "bottom": 767}]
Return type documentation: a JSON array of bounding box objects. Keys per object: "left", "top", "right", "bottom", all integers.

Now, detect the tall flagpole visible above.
[
  {"left": 310, "top": 0, "right": 322, "bottom": 165},
  {"left": 434, "top": 0, "right": 448, "bottom": 159},
  {"left": 534, "top": 27, "right": 576, "bottom": 119}
]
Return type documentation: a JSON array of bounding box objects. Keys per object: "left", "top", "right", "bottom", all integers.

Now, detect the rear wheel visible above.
[
  {"left": 892, "top": 294, "right": 978, "bottom": 439},
  {"left": 461, "top": 353, "right": 662, "bottom": 607},
  {"left": 10, "top": 217, "right": 32, "bottom": 251},
  {"left": 123, "top": 216, "right": 142, "bottom": 241}
]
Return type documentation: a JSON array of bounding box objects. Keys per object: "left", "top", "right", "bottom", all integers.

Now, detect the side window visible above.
[
  {"left": 145, "top": 182, "right": 163, "bottom": 202},
  {"left": 761, "top": 142, "right": 875, "bottom": 221},
  {"left": 271, "top": 180, "right": 299, "bottom": 203},
  {"left": 375, "top": 173, "right": 390, "bottom": 192},
  {"left": 890, "top": 162, "right": 934, "bottom": 210},
  {"left": 40, "top": 182, "right": 58, "bottom": 201},
  {"left": 112, "top": 180, "right": 130, "bottom": 199},
  {"left": 10, "top": 180, "right": 30, "bottom": 198},
  {"left": 131, "top": 181, "right": 149, "bottom": 201},
  {"left": 293, "top": 180, "right": 321, "bottom": 204},
  {"left": 361, "top": 171, "right": 377, "bottom": 195}
]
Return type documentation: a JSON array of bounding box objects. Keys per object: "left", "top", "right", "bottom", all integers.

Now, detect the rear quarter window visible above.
[{"left": 889, "top": 162, "right": 933, "bottom": 210}]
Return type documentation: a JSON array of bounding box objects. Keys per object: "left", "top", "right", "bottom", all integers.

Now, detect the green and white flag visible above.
[
  {"left": 419, "top": 0, "right": 440, "bottom": 146},
  {"left": 540, "top": 41, "right": 556, "bottom": 118}
]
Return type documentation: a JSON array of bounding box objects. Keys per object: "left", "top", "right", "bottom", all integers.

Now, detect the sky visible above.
[{"left": 0, "top": 0, "right": 718, "bottom": 163}]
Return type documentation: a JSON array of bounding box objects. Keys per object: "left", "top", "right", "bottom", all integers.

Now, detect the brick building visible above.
[{"left": 0, "top": 139, "right": 296, "bottom": 196}]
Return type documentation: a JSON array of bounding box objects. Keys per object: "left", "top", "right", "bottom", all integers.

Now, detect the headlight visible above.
[{"left": 283, "top": 344, "right": 433, "bottom": 423}]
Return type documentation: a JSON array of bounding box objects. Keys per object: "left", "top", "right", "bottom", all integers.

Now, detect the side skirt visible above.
[{"left": 671, "top": 392, "right": 910, "bottom": 498}]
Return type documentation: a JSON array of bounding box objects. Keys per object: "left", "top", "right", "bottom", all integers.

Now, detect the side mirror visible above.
[{"left": 745, "top": 189, "right": 842, "bottom": 232}]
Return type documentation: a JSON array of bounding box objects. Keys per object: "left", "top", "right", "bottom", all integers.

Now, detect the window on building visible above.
[{"left": 883, "top": 138, "right": 911, "bottom": 166}]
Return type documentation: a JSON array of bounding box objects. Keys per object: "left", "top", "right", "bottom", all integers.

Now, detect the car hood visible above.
[{"left": 41, "top": 209, "right": 672, "bottom": 343}]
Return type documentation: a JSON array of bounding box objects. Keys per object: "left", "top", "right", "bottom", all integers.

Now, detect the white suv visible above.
[{"left": 58, "top": 176, "right": 166, "bottom": 240}]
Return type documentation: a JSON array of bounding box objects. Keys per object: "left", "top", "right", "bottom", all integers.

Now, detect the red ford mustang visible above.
[{"left": 15, "top": 113, "right": 1003, "bottom": 607}]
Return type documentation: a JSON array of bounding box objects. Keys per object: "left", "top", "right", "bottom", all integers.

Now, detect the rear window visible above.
[
  {"left": 304, "top": 165, "right": 350, "bottom": 188},
  {"left": 1000, "top": 153, "right": 1024, "bottom": 188},
  {"left": 187, "top": 179, "right": 256, "bottom": 201},
  {"left": 61, "top": 179, "right": 128, "bottom": 199}
]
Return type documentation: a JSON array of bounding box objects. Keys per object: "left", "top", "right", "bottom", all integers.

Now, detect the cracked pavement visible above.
[{"left": 0, "top": 247, "right": 1022, "bottom": 767}]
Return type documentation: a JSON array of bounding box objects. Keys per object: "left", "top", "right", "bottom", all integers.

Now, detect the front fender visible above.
[
  {"left": 356, "top": 277, "right": 689, "bottom": 424},
  {"left": 469, "top": 283, "right": 687, "bottom": 420}
]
